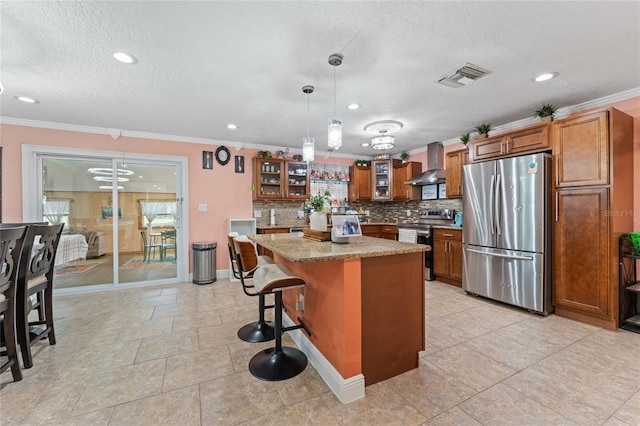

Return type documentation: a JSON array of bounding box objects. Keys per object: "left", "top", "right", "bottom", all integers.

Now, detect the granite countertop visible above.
[
  {"left": 256, "top": 224, "right": 307, "bottom": 230},
  {"left": 249, "top": 232, "right": 429, "bottom": 264}
]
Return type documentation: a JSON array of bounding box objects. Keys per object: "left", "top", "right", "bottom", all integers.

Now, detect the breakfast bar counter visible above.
[{"left": 249, "top": 233, "right": 428, "bottom": 403}]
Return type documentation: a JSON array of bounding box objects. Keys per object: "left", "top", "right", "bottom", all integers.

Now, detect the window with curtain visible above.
[
  {"left": 42, "top": 197, "right": 71, "bottom": 227},
  {"left": 140, "top": 200, "right": 176, "bottom": 228}
]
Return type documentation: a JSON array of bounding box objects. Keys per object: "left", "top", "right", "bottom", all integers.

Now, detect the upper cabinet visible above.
[
  {"left": 445, "top": 149, "right": 469, "bottom": 198},
  {"left": 284, "top": 161, "right": 309, "bottom": 200},
  {"left": 253, "top": 159, "right": 309, "bottom": 200},
  {"left": 392, "top": 161, "right": 422, "bottom": 201},
  {"left": 553, "top": 111, "right": 609, "bottom": 188},
  {"left": 372, "top": 160, "right": 400, "bottom": 201},
  {"left": 254, "top": 158, "right": 284, "bottom": 200},
  {"left": 470, "top": 123, "right": 550, "bottom": 162},
  {"left": 349, "top": 165, "right": 372, "bottom": 202}
]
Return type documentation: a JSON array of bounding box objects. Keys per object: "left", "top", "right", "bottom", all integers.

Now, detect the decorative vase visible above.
[
  {"left": 310, "top": 211, "right": 328, "bottom": 232},
  {"left": 540, "top": 116, "right": 553, "bottom": 123}
]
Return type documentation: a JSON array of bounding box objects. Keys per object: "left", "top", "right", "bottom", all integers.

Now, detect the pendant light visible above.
[
  {"left": 302, "top": 85, "right": 315, "bottom": 162},
  {"left": 328, "top": 53, "right": 343, "bottom": 150}
]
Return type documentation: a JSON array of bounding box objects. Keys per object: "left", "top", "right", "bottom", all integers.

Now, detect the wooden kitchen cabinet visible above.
[
  {"left": 380, "top": 225, "right": 398, "bottom": 240},
  {"left": 392, "top": 161, "right": 422, "bottom": 201},
  {"left": 433, "top": 228, "right": 462, "bottom": 287},
  {"left": 470, "top": 123, "right": 550, "bottom": 163},
  {"left": 349, "top": 165, "right": 372, "bottom": 202},
  {"left": 553, "top": 111, "right": 609, "bottom": 188},
  {"left": 284, "top": 161, "right": 309, "bottom": 200},
  {"left": 445, "top": 149, "right": 469, "bottom": 198},
  {"left": 372, "top": 160, "right": 400, "bottom": 201},
  {"left": 552, "top": 108, "right": 634, "bottom": 330},
  {"left": 253, "top": 158, "right": 284, "bottom": 200},
  {"left": 256, "top": 227, "right": 290, "bottom": 256}
]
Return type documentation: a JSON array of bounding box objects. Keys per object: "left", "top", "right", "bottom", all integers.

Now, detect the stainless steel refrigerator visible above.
[{"left": 462, "top": 153, "right": 552, "bottom": 314}]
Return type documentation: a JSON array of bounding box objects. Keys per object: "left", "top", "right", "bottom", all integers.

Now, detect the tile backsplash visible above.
[{"left": 252, "top": 198, "right": 463, "bottom": 226}]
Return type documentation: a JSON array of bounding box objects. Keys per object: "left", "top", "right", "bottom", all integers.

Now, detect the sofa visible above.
[{"left": 79, "top": 228, "right": 107, "bottom": 258}]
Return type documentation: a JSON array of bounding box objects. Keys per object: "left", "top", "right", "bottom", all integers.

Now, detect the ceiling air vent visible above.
[{"left": 438, "top": 63, "right": 491, "bottom": 88}]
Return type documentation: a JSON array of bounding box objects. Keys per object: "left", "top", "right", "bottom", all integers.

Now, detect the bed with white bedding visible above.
[{"left": 55, "top": 234, "right": 89, "bottom": 265}]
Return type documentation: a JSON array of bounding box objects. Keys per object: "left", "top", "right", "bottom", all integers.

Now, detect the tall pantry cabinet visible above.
[{"left": 552, "top": 108, "right": 634, "bottom": 330}]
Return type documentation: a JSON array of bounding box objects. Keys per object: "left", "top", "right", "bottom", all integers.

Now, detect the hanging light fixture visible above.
[
  {"left": 328, "top": 53, "right": 343, "bottom": 150},
  {"left": 302, "top": 85, "right": 315, "bottom": 162}
]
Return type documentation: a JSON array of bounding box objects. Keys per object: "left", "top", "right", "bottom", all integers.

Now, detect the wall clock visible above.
[{"left": 215, "top": 146, "right": 230, "bottom": 166}]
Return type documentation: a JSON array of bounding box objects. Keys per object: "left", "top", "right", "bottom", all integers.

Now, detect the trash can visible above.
[{"left": 192, "top": 242, "right": 216, "bottom": 284}]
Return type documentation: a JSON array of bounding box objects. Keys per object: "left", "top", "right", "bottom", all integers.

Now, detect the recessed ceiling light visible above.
[
  {"left": 361, "top": 142, "right": 369, "bottom": 147},
  {"left": 98, "top": 185, "right": 124, "bottom": 190},
  {"left": 347, "top": 103, "right": 361, "bottom": 110},
  {"left": 113, "top": 52, "right": 138, "bottom": 64},
  {"left": 226, "top": 124, "right": 238, "bottom": 129},
  {"left": 534, "top": 72, "right": 558, "bottom": 82},
  {"left": 15, "top": 96, "right": 39, "bottom": 104}
]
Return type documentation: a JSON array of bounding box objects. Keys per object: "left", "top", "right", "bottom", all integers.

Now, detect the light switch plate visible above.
[
  {"left": 297, "top": 210, "right": 304, "bottom": 219},
  {"left": 254, "top": 210, "right": 261, "bottom": 218},
  {"left": 198, "top": 203, "right": 207, "bottom": 212}
]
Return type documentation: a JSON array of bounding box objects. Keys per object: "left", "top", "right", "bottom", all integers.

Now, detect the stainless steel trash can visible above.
[{"left": 192, "top": 242, "right": 216, "bottom": 284}]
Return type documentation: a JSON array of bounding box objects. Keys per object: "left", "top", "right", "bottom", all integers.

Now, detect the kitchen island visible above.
[{"left": 249, "top": 232, "right": 428, "bottom": 403}]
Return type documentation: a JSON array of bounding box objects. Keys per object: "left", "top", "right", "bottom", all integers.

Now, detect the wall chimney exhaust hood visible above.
[{"left": 405, "top": 141, "right": 446, "bottom": 185}]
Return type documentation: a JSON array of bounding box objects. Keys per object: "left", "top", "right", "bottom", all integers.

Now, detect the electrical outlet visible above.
[
  {"left": 296, "top": 294, "right": 304, "bottom": 311},
  {"left": 406, "top": 209, "right": 411, "bottom": 216},
  {"left": 365, "top": 210, "right": 370, "bottom": 216},
  {"left": 297, "top": 210, "right": 304, "bottom": 219},
  {"left": 254, "top": 210, "right": 261, "bottom": 218}
]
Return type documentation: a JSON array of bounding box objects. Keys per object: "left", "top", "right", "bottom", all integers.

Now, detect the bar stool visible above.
[
  {"left": 235, "top": 238, "right": 311, "bottom": 381},
  {"left": 227, "top": 233, "right": 275, "bottom": 343}
]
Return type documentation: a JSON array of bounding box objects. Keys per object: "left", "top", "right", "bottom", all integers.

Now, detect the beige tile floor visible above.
[{"left": 1, "top": 279, "right": 639, "bottom": 425}]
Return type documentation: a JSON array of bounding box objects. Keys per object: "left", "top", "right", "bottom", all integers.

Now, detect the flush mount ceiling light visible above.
[
  {"left": 437, "top": 62, "right": 491, "bottom": 88},
  {"left": 328, "top": 53, "right": 344, "bottom": 150},
  {"left": 93, "top": 176, "right": 129, "bottom": 182},
  {"left": 534, "top": 72, "right": 558, "bottom": 82},
  {"left": 347, "top": 103, "right": 361, "bottom": 110},
  {"left": 302, "top": 85, "right": 315, "bottom": 162},
  {"left": 87, "top": 167, "right": 134, "bottom": 176},
  {"left": 226, "top": 123, "right": 238, "bottom": 129},
  {"left": 113, "top": 51, "right": 138, "bottom": 64},
  {"left": 14, "top": 96, "right": 39, "bottom": 104},
  {"left": 371, "top": 131, "right": 395, "bottom": 150}
]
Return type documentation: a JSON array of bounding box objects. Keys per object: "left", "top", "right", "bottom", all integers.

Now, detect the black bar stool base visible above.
[
  {"left": 237, "top": 321, "right": 275, "bottom": 343},
  {"left": 249, "top": 347, "right": 307, "bottom": 381}
]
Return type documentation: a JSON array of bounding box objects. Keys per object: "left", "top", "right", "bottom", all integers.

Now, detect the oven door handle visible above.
[{"left": 466, "top": 248, "right": 533, "bottom": 261}]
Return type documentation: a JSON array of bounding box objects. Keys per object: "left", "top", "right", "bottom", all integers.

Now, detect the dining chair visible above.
[
  {"left": 160, "top": 229, "right": 176, "bottom": 262},
  {"left": 141, "top": 230, "right": 162, "bottom": 262},
  {"left": 0, "top": 226, "right": 28, "bottom": 381},
  {"left": 15, "top": 223, "right": 64, "bottom": 368}
]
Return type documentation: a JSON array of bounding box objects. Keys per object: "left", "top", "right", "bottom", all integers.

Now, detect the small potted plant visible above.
[
  {"left": 460, "top": 133, "right": 470, "bottom": 146},
  {"left": 474, "top": 123, "right": 491, "bottom": 139},
  {"left": 399, "top": 151, "right": 409, "bottom": 163},
  {"left": 305, "top": 190, "right": 331, "bottom": 231},
  {"left": 534, "top": 103, "right": 559, "bottom": 123}
]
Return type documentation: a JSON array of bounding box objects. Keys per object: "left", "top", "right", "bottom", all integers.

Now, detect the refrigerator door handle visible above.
[
  {"left": 466, "top": 248, "right": 534, "bottom": 261},
  {"left": 489, "top": 174, "right": 496, "bottom": 235},
  {"left": 495, "top": 174, "right": 502, "bottom": 236}
]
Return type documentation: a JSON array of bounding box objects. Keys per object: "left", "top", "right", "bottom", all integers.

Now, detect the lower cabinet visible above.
[
  {"left": 433, "top": 228, "right": 462, "bottom": 286},
  {"left": 361, "top": 224, "right": 397, "bottom": 240}
]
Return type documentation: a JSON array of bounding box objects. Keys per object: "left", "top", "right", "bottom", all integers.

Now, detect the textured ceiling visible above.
[{"left": 1, "top": 1, "right": 639, "bottom": 157}]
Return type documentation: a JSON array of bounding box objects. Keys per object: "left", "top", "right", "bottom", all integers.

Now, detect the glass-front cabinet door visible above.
[
  {"left": 372, "top": 160, "right": 392, "bottom": 201},
  {"left": 254, "top": 158, "right": 284, "bottom": 199},
  {"left": 285, "top": 161, "right": 309, "bottom": 199}
]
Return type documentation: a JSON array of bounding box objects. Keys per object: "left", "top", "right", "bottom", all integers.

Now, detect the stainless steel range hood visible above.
[{"left": 405, "top": 141, "right": 446, "bottom": 185}]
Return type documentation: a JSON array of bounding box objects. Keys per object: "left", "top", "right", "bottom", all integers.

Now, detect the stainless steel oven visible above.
[{"left": 398, "top": 209, "right": 455, "bottom": 282}]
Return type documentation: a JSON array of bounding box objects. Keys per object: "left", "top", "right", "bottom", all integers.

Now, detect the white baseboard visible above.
[{"left": 282, "top": 314, "right": 365, "bottom": 404}]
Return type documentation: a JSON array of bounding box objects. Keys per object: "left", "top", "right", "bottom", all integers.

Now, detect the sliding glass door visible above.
[
  {"left": 28, "top": 148, "right": 187, "bottom": 291},
  {"left": 116, "top": 161, "right": 179, "bottom": 285}
]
